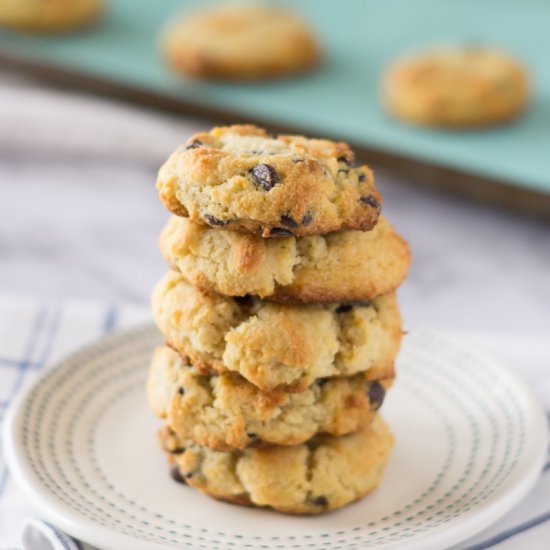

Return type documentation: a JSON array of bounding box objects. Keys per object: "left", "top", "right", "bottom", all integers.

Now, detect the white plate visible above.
[{"left": 3, "top": 327, "right": 547, "bottom": 550}]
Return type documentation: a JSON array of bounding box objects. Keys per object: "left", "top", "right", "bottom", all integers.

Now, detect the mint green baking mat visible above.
[{"left": 1, "top": 0, "right": 549, "bottom": 193}]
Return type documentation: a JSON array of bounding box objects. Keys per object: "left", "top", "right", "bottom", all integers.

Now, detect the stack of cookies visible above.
[{"left": 148, "top": 125, "right": 411, "bottom": 514}]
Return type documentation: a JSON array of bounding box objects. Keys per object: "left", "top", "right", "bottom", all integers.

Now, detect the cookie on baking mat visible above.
[
  {"left": 162, "top": 4, "right": 321, "bottom": 80},
  {"left": 0, "top": 0, "right": 103, "bottom": 32},
  {"left": 382, "top": 45, "right": 529, "bottom": 127}
]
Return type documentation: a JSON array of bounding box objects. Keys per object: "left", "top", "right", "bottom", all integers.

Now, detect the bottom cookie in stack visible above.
[{"left": 159, "top": 415, "right": 393, "bottom": 515}]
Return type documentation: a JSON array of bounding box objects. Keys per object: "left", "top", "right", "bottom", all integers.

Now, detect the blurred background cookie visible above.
[
  {"left": 0, "top": 0, "right": 103, "bottom": 33},
  {"left": 161, "top": 3, "right": 322, "bottom": 80},
  {"left": 382, "top": 45, "right": 530, "bottom": 127}
]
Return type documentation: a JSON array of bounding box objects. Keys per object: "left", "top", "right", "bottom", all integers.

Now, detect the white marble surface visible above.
[{"left": 1, "top": 73, "right": 549, "bottom": 335}]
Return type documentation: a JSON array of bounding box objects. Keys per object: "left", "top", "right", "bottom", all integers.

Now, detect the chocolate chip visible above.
[
  {"left": 251, "top": 163, "right": 279, "bottom": 191},
  {"left": 358, "top": 173, "right": 366, "bottom": 182},
  {"left": 170, "top": 447, "right": 185, "bottom": 454},
  {"left": 336, "top": 300, "right": 371, "bottom": 313},
  {"left": 177, "top": 387, "right": 185, "bottom": 396},
  {"left": 317, "top": 378, "right": 329, "bottom": 387},
  {"left": 359, "top": 195, "right": 380, "bottom": 209},
  {"left": 313, "top": 495, "right": 328, "bottom": 507},
  {"left": 247, "top": 432, "right": 263, "bottom": 446},
  {"left": 268, "top": 227, "right": 294, "bottom": 237},
  {"left": 234, "top": 295, "right": 254, "bottom": 307},
  {"left": 204, "top": 214, "right": 227, "bottom": 226},
  {"left": 185, "top": 139, "right": 202, "bottom": 150},
  {"left": 280, "top": 214, "right": 298, "bottom": 228},
  {"left": 301, "top": 212, "right": 313, "bottom": 225},
  {"left": 170, "top": 465, "right": 186, "bottom": 484},
  {"left": 368, "top": 382, "right": 386, "bottom": 410},
  {"left": 183, "top": 471, "right": 194, "bottom": 479},
  {"left": 337, "top": 155, "right": 351, "bottom": 165}
]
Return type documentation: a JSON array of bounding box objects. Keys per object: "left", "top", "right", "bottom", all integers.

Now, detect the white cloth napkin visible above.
[
  {"left": 0, "top": 294, "right": 549, "bottom": 550},
  {"left": 0, "top": 294, "right": 147, "bottom": 550},
  {"left": 21, "top": 519, "right": 93, "bottom": 550}
]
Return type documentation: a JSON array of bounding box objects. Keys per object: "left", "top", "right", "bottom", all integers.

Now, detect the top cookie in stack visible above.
[
  {"left": 150, "top": 124, "right": 411, "bottom": 514},
  {"left": 157, "top": 124, "right": 382, "bottom": 238}
]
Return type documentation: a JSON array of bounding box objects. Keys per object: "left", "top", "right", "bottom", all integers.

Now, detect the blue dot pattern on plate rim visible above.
[{"left": 19, "top": 326, "right": 527, "bottom": 550}]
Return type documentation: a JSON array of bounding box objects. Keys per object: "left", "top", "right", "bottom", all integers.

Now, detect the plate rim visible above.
[{"left": 2, "top": 325, "right": 548, "bottom": 550}]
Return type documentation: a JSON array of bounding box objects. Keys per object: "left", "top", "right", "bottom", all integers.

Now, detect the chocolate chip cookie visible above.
[
  {"left": 160, "top": 414, "right": 393, "bottom": 515},
  {"left": 152, "top": 270, "right": 401, "bottom": 392},
  {"left": 160, "top": 215, "right": 410, "bottom": 303},
  {"left": 0, "top": 0, "right": 102, "bottom": 32},
  {"left": 148, "top": 345, "right": 393, "bottom": 451},
  {"left": 157, "top": 125, "right": 381, "bottom": 238},
  {"left": 383, "top": 45, "right": 530, "bottom": 127},
  {"left": 162, "top": 4, "right": 321, "bottom": 80}
]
